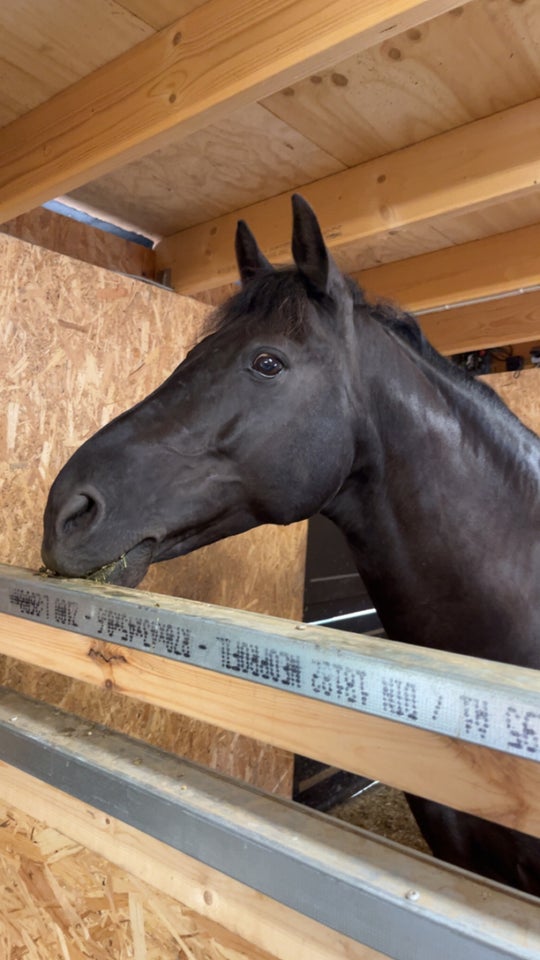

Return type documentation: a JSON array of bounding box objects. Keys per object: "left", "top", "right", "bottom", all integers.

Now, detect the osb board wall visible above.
[
  {"left": 482, "top": 368, "right": 540, "bottom": 435},
  {"left": 0, "top": 231, "right": 306, "bottom": 795},
  {"left": 1, "top": 208, "right": 155, "bottom": 279},
  {"left": 0, "top": 800, "right": 273, "bottom": 960}
]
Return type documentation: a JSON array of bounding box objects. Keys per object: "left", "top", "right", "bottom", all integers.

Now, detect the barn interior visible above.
[{"left": 1, "top": 0, "right": 540, "bottom": 957}]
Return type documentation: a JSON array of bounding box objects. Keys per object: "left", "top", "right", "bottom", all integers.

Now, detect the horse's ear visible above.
[
  {"left": 291, "top": 194, "right": 340, "bottom": 294},
  {"left": 235, "top": 220, "right": 274, "bottom": 285}
]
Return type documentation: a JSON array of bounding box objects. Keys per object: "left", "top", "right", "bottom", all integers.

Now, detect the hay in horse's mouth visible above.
[
  {"left": 39, "top": 541, "right": 153, "bottom": 588},
  {"left": 86, "top": 553, "right": 128, "bottom": 583},
  {"left": 39, "top": 554, "right": 128, "bottom": 582},
  {"left": 83, "top": 541, "right": 154, "bottom": 587}
]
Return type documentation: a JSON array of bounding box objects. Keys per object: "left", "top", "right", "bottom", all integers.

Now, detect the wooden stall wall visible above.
[
  {"left": 1, "top": 208, "right": 155, "bottom": 279},
  {"left": 0, "top": 799, "right": 275, "bottom": 960},
  {"left": 482, "top": 368, "right": 540, "bottom": 435},
  {"left": 0, "top": 231, "right": 305, "bottom": 795}
]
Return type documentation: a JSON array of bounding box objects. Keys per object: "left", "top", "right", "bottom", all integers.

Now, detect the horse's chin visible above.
[{"left": 84, "top": 540, "right": 154, "bottom": 588}]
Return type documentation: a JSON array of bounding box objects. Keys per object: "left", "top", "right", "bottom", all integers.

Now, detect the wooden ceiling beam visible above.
[
  {"left": 0, "top": 0, "right": 466, "bottom": 224},
  {"left": 420, "top": 290, "right": 540, "bottom": 357},
  {"left": 156, "top": 98, "right": 540, "bottom": 294},
  {"left": 359, "top": 222, "right": 540, "bottom": 355},
  {"left": 357, "top": 222, "right": 540, "bottom": 315}
]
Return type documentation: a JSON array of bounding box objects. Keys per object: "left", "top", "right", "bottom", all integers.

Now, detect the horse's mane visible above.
[{"left": 346, "top": 277, "right": 518, "bottom": 417}]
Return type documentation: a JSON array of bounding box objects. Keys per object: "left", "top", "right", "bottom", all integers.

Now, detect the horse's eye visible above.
[{"left": 251, "top": 353, "right": 284, "bottom": 377}]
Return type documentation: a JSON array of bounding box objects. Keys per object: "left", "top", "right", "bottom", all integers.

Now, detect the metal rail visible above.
[
  {"left": 2, "top": 564, "right": 540, "bottom": 764},
  {"left": 0, "top": 687, "right": 538, "bottom": 960}
]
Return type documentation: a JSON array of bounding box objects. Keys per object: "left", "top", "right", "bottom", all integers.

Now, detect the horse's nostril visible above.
[{"left": 57, "top": 490, "right": 105, "bottom": 537}]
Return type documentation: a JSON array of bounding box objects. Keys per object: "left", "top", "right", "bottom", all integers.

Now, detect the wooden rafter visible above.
[
  {"left": 358, "top": 223, "right": 540, "bottom": 314},
  {"left": 420, "top": 291, "right": 540, "bottom": 356},
  {"left": 358, "top": 223, "right": 540, "bottom": 354},
  {"left": 0, "top": 0, "right": 467, "bottom": 224},
  {"left": 156, "top": 98, "right": 540, "bottom": 294}
]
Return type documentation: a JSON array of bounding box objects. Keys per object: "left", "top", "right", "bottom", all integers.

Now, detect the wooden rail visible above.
[
  {"left": 1, "top": 565, "right": 540, "bottom": 959},
  {"left": 1, "top": 687, "right": 537, "bottom": 960},
  {"left": 1, "top": 565, "right": 540, "bottom": 838}
]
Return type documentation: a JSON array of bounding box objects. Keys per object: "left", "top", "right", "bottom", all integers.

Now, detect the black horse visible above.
[{"left": 42, "top": 195, "right": 540, "bottom": 895}]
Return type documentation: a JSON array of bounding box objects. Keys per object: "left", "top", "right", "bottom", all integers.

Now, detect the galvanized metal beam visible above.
[
  {"left": 1, "top": 564, "right": 540, "bottom": 765},
  {"left": 0, "top": 687, "right": 538, "bottom": 960}
]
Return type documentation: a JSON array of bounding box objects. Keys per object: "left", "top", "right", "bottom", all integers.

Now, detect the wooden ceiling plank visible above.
[
  {"left": 0, "top": 0, "right": 471, "bottom": 224},
  {"left": 0, "top": 1, "right": 154, "bottom": 124},
  {"left": 68, "top": 103, "right": 345, "bottom": 236},
  {"left": 261, "top": 0, "right": 540, "bottom": 167},
  {"left": 113, "top": 0, "right": 212, "bottom": 30},
  {"left": 357, "top": 223, "right": 540, "bottom": 314},
  {"left": 155, "top": 97, "right": 540, "bottom": 293}
]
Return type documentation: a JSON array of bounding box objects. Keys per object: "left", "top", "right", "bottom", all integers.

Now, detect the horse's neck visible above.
[{"left": 324, "top": 324, "right": 540, "bottom": 662}]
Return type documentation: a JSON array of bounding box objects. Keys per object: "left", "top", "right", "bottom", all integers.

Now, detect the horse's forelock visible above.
[{"left": 210, "top": 268, "right": 328, "bottom": 342}]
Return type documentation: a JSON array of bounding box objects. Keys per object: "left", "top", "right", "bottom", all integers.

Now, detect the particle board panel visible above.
[
  {"left": 0, "top": 799, "right": 277, "bottom": 960},
  {"left": 261, "top": 0, "right": 540, "bottom": 167},
  {"left": 1, "top": 207, "right": 155, "bottom": 277},
  {"left": 0, "top": 0, "right": 154, "bottom": 127},
  {"left": 70, "top": 103, "right": 345, "bottom": 236},
  {"left": 0, "top": 766, "right": 384, "bottom": 960},
  {"left": 481, "top": 368, "right": 540, "bottom": 436},
  {"left": 0, "top": 232, "right": 302, "bottom": 795}
]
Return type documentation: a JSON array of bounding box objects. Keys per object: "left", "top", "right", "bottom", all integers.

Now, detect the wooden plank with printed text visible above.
[{"left": 1, "top": 610, "right": 540, "bottom": 839}]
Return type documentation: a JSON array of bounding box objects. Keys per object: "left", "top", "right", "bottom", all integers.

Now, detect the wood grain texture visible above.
[
  {"left": 337, "top": 192, "right": 540, "bottom": 276},
  {"left": 0, "top": 0, "right": 469, "bottom": 223},
  {"left": 0, "top": 0, "right": 153, "bottom": 128},
  {"left": 195, "top": 215, "right": 540, "bottom": 322},
  {"left": 0, "top": 790, "right": 279, "bottom": 960},
  {"left": 115, "top": 0, "right": 220, "bottom": 30},
  {"left": 0, "top": 232, "right": 306, "bottom": 795},
  {"left": 70, "top": 103, "right": 344, "bottom": 235},
  {"left": 1, "top": 207, "right": 156, "bottom": 277},
  {"left": 67, "top": 0, "right": 540, "bottom": 243},
  {"left": 156, "top": 98, "right": 540, "bottom": 293},
  {"left": 2, "top": 611, "right": 540, "bottom": 838},
  {"left": 261, "top": 0, "right": 540, "bottom": 166},
  {"left": 357, "top": 223, "right": 540, "bottom": 313},
  {"left": 420, "top": 289, "right": 540, "bottom": 355},
  {"left": 482, "top": 368, "right": 540, "bottom": 436},
  {"left": 0, "top": 769, "right": 389, "bottom": 960}
]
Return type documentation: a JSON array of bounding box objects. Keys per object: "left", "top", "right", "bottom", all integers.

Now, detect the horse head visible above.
[{"left": 42, "top": 196, "right": 362, "bottom": 586}]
